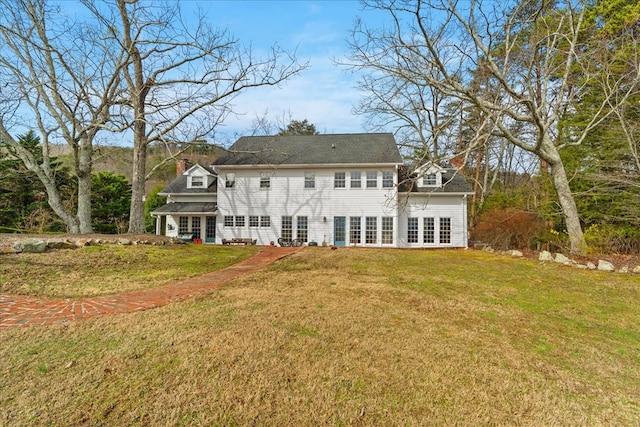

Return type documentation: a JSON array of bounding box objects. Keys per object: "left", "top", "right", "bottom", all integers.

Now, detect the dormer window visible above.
[
  {"left": 189, "top": 175, "right": 204, "bottom": 188},
  {"left": 423, "top": 174, "right": 438, "bottom": 186},
  {"left": 225, "top": 173, "right": 235, "bottom": 188}
]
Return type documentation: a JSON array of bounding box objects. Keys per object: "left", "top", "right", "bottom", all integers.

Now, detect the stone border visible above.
[
  {"left": 0, "top": 236, "right": 181, "bottom": 255},
  {"left": 482, "top": 247, "right": 640, "bottom": 274}
]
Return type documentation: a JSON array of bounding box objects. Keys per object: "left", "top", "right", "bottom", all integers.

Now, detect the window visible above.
[
  {"left": 179, "top": 216, "right": 189, "bottom": 234},
  {"left": 190, "top": 176, "right": 204, "bottom": 188},
  {"left": 382, "top": 171, "right": 394, "bottom": 188},
  {"left": 305, "top": 172, "right": 315, "bottom": 189},
  {"left": 365, "top": 216, "right": 377, "bottom": 244},
  {"left": 225, "top": 173, "right": 235, "bottom": 188},
  {"left": 260, "top": 216, "right": 271, "bottom": 228},
  {"left": 282, "top": 216, "right": 293, "bottom": 240},
  {"left": 224, "top": 216, "right": 234, "bottom": 227},
  {"left": 334, "top": 172, "right": 346, "bottom": 188},
  {"left": 407, "top": 217, "right": 418, "bottom": 243},
  {"left": 440, "top": 217, "right": 451, "bottom": 244},
  {"left": 249, "top": 215, "right": 259, "bottom": 228},
  {"left": 423, "top": 174, "right": 437, "bottom": 186},
  {"left": 382, "top": 217, "right": 394, "bottom": 244},
  {"left": 349, "top": 216, "right": 361, "bottom": 244},
  {"left": 424, "top": 217, "right": 435, "bottom": 244},
  {"left": 260, "top": 172, "right": 271, "bottom": 189},
  {"left": 350, "top": 171, "right": 361, "bottom": 188},
  {"left": 235, "top": 216, "right": 245, "bottom": 228},
  {"left": 366, "top": 171, "right": 377, "bottom": 188},
  {"left": 297, "top": 216, "right": 308, "bottom": 242},
  {"left": 191, "top": 217, "right": 201, "bottom": 237}
]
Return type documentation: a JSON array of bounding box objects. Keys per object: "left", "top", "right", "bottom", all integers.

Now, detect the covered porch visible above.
[{"left": 151, "top": 202, "right": 217, "bottom": 243}]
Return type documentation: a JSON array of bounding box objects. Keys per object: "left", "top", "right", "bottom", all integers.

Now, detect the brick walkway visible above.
[{"left": 0, "top": 246, "right": 302, "bottom": 330}]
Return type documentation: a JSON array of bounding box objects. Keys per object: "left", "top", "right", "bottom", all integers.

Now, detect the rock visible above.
[
  {"left": 75, "top": 239, "right": 91, "bottom": 248},
  {"left": 1, "top": 246, "right": 17, "bottom": 254},
  {"left": 618, "top": 266, "right": 629, "bottom": 274},
  {"left": 46, "top": 239, "right": 75, "bottom": 250},
  {"left": 554, "top": 253, "right": 573, "bottom": 266},
  {"left": 597, "top": 260, "right": 615, "bottom": 272},
  {"left": 14, "top": 239, "right": 46, "bottom": 253},
  {"left": 633, "top": 266, "right": 640, "bottom": 274},
  {"left": 538, "top": 250, "right": 554, "bottom": 262},
  {"left": 117, "top": 238, "right": 131, "bottom": 245},
  {"left": 507, "top": 249, "right": 523, "bottom": 257},
  {"left": 586, "top": 262, "right": 596, "bottom": 270},
  {"left": 576, "top": 264, "right": 588, "bottom": 270}
]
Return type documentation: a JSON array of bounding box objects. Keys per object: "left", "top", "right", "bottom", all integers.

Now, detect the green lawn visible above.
[{"left": 1, "top": 247, "right": 639, "bottom": 425}]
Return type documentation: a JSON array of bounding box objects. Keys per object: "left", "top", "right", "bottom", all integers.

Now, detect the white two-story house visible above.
[{"left": 151, "top": 133, "right": 473, "bottom": 248}]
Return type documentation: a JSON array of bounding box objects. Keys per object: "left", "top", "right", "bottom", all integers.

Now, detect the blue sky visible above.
[{"left": 193, "top": 1, "right": 387, "bottom": 138}]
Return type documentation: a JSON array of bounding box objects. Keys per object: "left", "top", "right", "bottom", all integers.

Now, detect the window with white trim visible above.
[
  {"left": 190, "top": 176, "right": 204, "bottom": 188},
  {"left": 349, "top": 216, "right": 361, "bottom": 244},
  {"left": 282, "top": 216, "right": 293, "bottom": 240},
  {"left": 225, "top": 173, "right": 235, "bottom": 188},
  {"left": 249, "top": 215, "right": 259, "bottom": 228},
  {"left": 334, "top": 172, "right": 346, "bottom": 188},
  {"left": 235, "top": 216, "right": 245, "bottom": 227},
  {"left": 365, "top": 216, "right": 377, "bottom": 244},
  {"left": 350, "top": 171, "right": 361, "bottom": 188},
  {"left": 179, "top": 216, "right": 189, "bottom": 234},
  {"left": 191, "top": 217, "right": 201, "bottom": 237},
  {"left": 382, "top": 171, "right": 394, "bottom": 188},
  {"left": 305, "top": 172, "right": 315, "bottom": 189},
  {"left": 382, "top": 217, "right": 394, "bottom": 244},
  {"left": 260, "top": 172, "right": 271, "bottom": 189},
  {"left": 260, "top": 216, "right": 271, "bottom": 228},
  {"left": 407, "top": 217, "right": 419, "bottom": 243},
  {"left": 423, "top": 174, "right": 437, "bottom": 186},
  {"left": 424, "top": 217, "right": 435, "bottom": 244},
  {"left": 440, "top": 217, "right": 451, "bottom": 244},
  {"left": 297, "top": 216, "right": 308, "bottom": 242},
  {"left": 366, "top": 171, "right": 377, "bottom": 188},
  {"left": 224, "top": 216, "right": 234, "bottom": 227}
]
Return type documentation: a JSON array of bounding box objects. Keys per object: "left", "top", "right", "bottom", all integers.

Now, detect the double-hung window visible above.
[
  {"left": 224, "top": 216, "right": 234, "bottom": 227},
  {"left": 334, "top": 172, "right": 346, "bottom": 188},
  {"left": 297, "top": 216, "right": 308, "bottom": 242},
  {"left": 382, "top": 217, "right": 393, "bottom": 244},
  {"left": 407, "top": 217, "right": 418, "bottom": 243},
  {"left": 382, "top": 171, "right": 394, "bottom": 188},
  {"left": 305, "top": 172, "right": 315, "bottom": 189},
  {"left": 349, "top": 216, "right": 361, "bottom": 244},
  {"left": 440, "top": 217, "right": 451, "bottom": 244},
  {"left": 350, "top": 171, "right": 361, "bottom": 188},
  {"left": 260, "top": 172, "right": 271, "bottom": 189},
  {"left": 235, "top": 216, "right": 245, "bottom": 228},
  {"left": 225, "top": 173, "right": 235, "bottom": 188},
  {"left": 260, "top": 216, "right": 271, "bottom": 228},
  {"left": 365, "top": 216, "right": 377, "bottom": 244},
  {"left": 190, "top": 176, "right": 204, "bottom": 188},
  {"left": 249, "top": 215, "right": 260, "bottom": 228},
  {"left": 366, "top": 171, "right": 377, "bottom": 188},
  {"left": 424, "top": 217, "right": 435, "bottom": 244},
  {"left": 423, "top": 174, "right": 437, "bottom": 186},
  {"left": 281, "top": 216, "right": 293, "bottom": 240}
]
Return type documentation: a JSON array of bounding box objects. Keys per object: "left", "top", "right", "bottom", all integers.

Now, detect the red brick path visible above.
[{"left": 0, "top": 246, "right": 301, "bottom": 330}]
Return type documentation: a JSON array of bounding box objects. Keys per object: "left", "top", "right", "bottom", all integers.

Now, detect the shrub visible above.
[
  {"left": 472, "top": 208, "right": 546, "bottom": 250},
  {"left": 584, "top": 224, "right": 640, "bottom": 255}
]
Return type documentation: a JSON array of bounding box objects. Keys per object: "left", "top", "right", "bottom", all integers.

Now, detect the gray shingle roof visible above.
[
  {"left": 158, "top": 175, "right": 217, "bottom": 195},
  {"left": 151, "top": 202, "right": 217, "bottom": 215},
  {"left": 398, "top": 166, "right": 474, "bottom": 194},
  {"left": 214, "top": 133, "right": 403, "bottom": 166}
]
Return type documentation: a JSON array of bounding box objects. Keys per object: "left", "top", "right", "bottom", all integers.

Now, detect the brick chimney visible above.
[{"left": 176, "top": 159, "right": 191, "bottom": 176}]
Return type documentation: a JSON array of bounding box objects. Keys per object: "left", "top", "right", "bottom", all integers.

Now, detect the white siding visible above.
[
  {"left": 397, "top": 194, "right": 469, "bottom": 248},
  {"left": 215, "top": 166, "right": 398, "bottom": 246}
]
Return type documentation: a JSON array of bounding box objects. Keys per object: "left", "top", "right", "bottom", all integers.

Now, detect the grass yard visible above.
[{"left": 1, "top": 247, "right": 639, "bottom": 425}]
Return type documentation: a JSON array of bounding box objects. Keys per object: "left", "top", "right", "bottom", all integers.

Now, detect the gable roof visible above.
[
  {"left": 398, "top": 165, "right": 474, "bottom": 194},
  {"left": 213, "top": 133, "right": 403, "bottom": 167},
  {"left": 158, "top": 163, "right": 217, "bottom": 195}
]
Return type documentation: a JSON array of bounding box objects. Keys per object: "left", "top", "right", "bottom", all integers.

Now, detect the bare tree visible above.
[
  {"left": 345, "top": 0, "right": 640, "bottom": 253},
  {"left": 0, "top": 0, "right": 122, "bottom": 233},
  {"left": 83, "top": 0, "right": 308, "bottom": 233}
]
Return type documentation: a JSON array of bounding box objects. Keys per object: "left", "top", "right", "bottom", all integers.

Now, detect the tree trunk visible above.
[
  {"left": 128, "top": 143, "right": 147, "bottom": 233},
  {"left": 76, "top": 138, "right": 93, "bottom": 233},
  {"left": 549, "top": 158, "right": 586, "bottom": 254}
]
